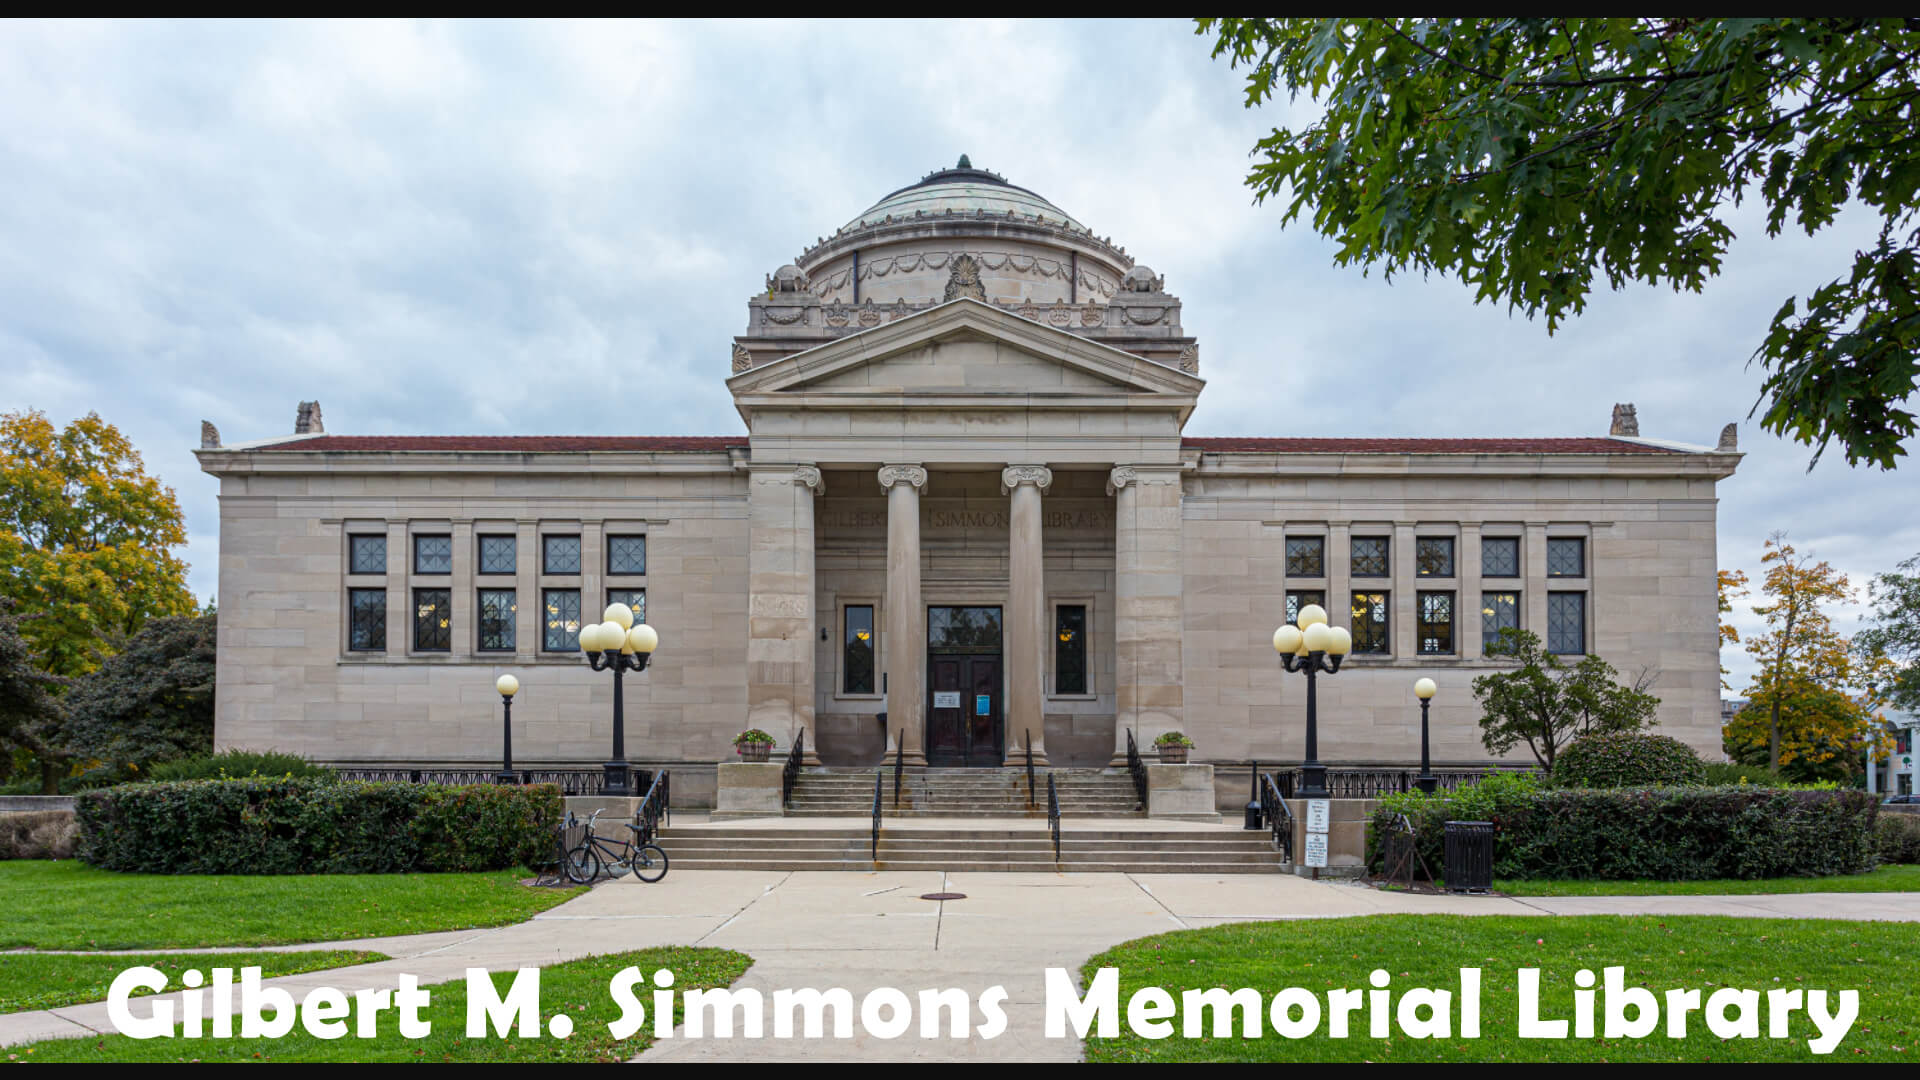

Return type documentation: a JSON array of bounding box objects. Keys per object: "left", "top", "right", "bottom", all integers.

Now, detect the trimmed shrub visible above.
[
  {"left": 1877, "top": 813, "right": 1920, "bottom": 865},
  {"left": 1698, "top": 760, "right": 1794, "bottom": 788},
  {"left": 1, "top": 810, "right": 78, "bottom": 860},
  {"left": 1372, "top": 772, "right": 1541, "bottom": 879},
  {"left": 1551, "top": 732, "right": 1705, "bottom": 789},
  {"left": 146, "top": 750, "right": 334, "bottom": 783},
  {"left": 1371, "top": 785, "right": 1879, "bottom": 881},
  {"left": 74, "top": 778, "right": 561, "bottom": 875}
]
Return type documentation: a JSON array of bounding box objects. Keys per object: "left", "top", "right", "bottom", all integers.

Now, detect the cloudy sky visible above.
[{"left": 3, "top": 19, "right": 1913, "bottom": 691}]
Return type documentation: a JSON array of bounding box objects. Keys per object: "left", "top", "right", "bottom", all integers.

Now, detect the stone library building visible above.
[{"left": 197, "top": 158, "right": 1741, "bottom": 808}]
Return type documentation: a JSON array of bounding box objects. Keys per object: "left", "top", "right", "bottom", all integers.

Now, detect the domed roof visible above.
[{"left": 840, "top": 155, "right": 1086, "bottom": 234}]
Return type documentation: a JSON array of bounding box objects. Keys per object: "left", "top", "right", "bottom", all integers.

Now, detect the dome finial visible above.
[{"left": 957, "top": 153, "right": 971, "bottom": 169}]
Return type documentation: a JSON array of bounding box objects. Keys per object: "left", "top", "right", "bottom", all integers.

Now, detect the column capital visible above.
[
  {"left": 1107, "top": 464, "right": 1181, "bottom": 496},
  {"left": 877, "top": 464, "right": 927, "bottom": 491},
  {"left": 793, "top": 464, "right": 824, "bottom": 495},
  {"left": 1000, "top": 464, "right": 1053, "bottom": 496}
]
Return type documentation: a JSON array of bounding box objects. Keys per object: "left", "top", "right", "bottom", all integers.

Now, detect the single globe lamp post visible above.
[
  {"left": 494, "top": 674, "right": 521, "bottom": 784},
  {"left": 1272, "top": 603, "right": 1351, "bottom": 799},
  {"left": 579, "top": 602, "right": 659, "bottom": 797},
  {"left": 1414, "top": 677, "right": 1438, "bottom": 794}
]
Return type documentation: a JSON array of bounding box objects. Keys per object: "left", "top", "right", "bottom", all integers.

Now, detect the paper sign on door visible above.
[{"left": 933, "top": 691, "right": 960, "bottom": 709}]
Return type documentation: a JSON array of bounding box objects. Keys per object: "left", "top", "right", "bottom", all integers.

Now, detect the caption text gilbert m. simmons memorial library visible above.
[{"left": 194, "top": 158, "right": 1741, "bottom": 809}]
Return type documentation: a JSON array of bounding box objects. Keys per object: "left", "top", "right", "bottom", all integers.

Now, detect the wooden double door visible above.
[{"left": 926, "top": 654, "right": 1003, "bottom": 767}]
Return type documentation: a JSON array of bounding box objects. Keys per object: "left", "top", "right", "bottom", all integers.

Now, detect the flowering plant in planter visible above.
[
  {"left": 733, "top": 729, "right": 776, "bottom": 762},
  {"left": 1153, "top": 731, "right": 1194, "bottom": 762}
]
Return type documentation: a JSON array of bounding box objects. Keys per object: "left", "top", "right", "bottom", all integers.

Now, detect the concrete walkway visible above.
[{"left": 4, "top": 870, "right": 1918, "bottom": 1060}]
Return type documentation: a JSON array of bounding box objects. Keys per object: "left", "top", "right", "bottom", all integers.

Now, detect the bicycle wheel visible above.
[
  {"left": 563, "top": 842, "right": 601, "bottom": 884},
  {"left": 632, "top": 843, "right": 669, "bottom": 883}
]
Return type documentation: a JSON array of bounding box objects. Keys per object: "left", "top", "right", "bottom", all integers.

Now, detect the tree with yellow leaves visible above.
[
  {"left": 1725, "top": 532, "right": 1893, "bottom": 780},
  {"left": 0, "top": 410, "right": 194, "bottom": 790},
  {"left": 1717, "top": 568, "right": 1749, "bottom": 693}
]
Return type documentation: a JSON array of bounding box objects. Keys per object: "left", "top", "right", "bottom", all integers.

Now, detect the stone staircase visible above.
[
  {"left": 783, "top": 767, "right": 1142, "bottom": 818},
  {"left": 652, "top": 823, "right": 1288, "bottom": 874}
]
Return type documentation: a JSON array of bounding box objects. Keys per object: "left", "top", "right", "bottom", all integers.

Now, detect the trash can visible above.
[{"left": 1443, "top": 820, "right": 1494, "bottom": 893}]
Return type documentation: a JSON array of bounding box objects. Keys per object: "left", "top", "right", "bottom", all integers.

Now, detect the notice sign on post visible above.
[
  {"left": 1304, "top": 798, "right": 1331, "bottom": 869},
  {"left": 1305, "top": 799, "right": 1331, "bottom": 834}
]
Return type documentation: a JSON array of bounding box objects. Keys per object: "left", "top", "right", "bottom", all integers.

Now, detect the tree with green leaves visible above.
[
  {"left": 60, "top": 612, "right": 217, "bottom": 773},
  {"left": 1198, "top": 18, "right": 1920, "bottom": 469},
  {"left": 1857, "top": 550, "right": 1920, "bottom": 713},
  {"left": 0, "top": 599, "right": 65, "bottom": 792},
  {"left": 1473, "top": 628, "right": 1662, "bottom": 771}
]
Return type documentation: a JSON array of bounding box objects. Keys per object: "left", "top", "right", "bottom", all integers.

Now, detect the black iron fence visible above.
[
  {"left": 1259, "top": 766, "right": 1536, "bottom": 800},
  {"left": 336, "top": 767, "right": 645, "bottom": 796}
]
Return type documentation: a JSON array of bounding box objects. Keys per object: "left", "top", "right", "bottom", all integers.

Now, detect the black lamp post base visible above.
[
  {"left": 1415, "top": 774, "right": 1438, "bottom": 794},
  {"left": 1298, "top": 763, "right": 1329, "bottom": 800},
  {"left": 603, "top": 761, "right": 633, "bottom": 797},
  {"left": 495, "top": 771, "right": 520, "bottom": 785}
]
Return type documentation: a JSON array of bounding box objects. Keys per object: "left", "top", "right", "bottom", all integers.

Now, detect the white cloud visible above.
[{"left": 1, "top": 18, "right": 1913, "bottom": 699}]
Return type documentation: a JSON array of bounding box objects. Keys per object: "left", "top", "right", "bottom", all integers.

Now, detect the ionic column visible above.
[
  {"left": 879, "top": 464, "right": 927, "bottom": 766},
  {"left": 1003, "top": 465, "right": 1052, "bottom": 765},
  {"left": 746, "top": 464, "right": 820, "bottom": 760},
  {"left": 1110, "top": 465, "right": 1185, "bottom": 762}
]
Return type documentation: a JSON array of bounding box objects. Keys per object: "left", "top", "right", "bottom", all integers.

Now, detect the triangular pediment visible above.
[{"left": 727, "top": 299, "right": 1203, "bottom": 413}]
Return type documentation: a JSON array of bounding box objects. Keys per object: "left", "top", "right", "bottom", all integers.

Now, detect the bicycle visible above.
[{"left": 563, "top": 809, "right": 669, "bottom": 883}]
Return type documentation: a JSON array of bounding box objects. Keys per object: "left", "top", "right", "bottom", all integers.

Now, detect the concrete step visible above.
[
  {"left": 662, "top": 857, "right": 1282, "bottom": 874},
  {"left": 653, "top": 822, "right": 1287, "bottom": 874}
]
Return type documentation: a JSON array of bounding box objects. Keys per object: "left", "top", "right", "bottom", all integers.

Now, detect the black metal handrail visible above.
[
  {"left": 631, "top": 769, "right": 670, "bottom": 847},
  {"left": 870, "top": 771, "right": 883, "bottom": 861},
  {"left": 782, "top": 730, "right": 804, "bottom": 809},
  {"left": 1025, "top": 731, "right": 1036, "bottom": 809},
  {"left": 1260, "top": 772, "right": 1295, "bottom": 864},
  {"left": 1125, "top": 728, "right": 1148, "bottom": 807},
  {"left": 893, "top": 728, "right": 905, "bottom": 808},
  {"left": 1380, "top": 811, "right": 1432, "bottom": 889},
  {"left": 1046, "top": 772, "right": 1061, "bottom": 861}
]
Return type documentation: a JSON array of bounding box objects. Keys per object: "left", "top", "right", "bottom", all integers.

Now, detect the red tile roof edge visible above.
[
  {"left": 253, "top": 435, "right": 746, "bottom": 452},
  {"left": 247, "top": 435, "right": 1684, "bottom": 456},
  {"left": 1182, "top": 437, "right": 1684, "bottom": 455}
]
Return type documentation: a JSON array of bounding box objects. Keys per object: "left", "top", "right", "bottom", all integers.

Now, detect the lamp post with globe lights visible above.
[
  {"left": 1414, "top": 677, "right": 1438, "bottom": 793},
  {"left": 1272, "top": 603, "right": 1352, "bottom": 799},
  {"left": 578, "top": 602, "right": 659, "bottom": 797},
  {"left": 494, "top": 674, "right": 521, "bottom": 784}
]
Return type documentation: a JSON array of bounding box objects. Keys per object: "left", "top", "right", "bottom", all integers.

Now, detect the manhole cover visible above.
[{"left": 919, "top": 892, "right": 967, "bottom": 901}]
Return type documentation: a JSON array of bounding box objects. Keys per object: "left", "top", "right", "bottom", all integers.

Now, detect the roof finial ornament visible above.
[
  {"left": 957, "top": 153, "right": 971, "bottom": 169},
  {"left": 1609, "top": 403, "right": 1638, "bottom": 437}
]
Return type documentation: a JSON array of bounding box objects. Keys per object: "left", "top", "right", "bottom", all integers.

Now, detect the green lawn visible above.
[
  {"left": 1494, "top": 865, "right": 1920, "bottom": 896},
  {"left": 10, "top": 948, "right": 753, "bottom": 1063},
  {"left": 0, "top": 951, "right": 388, "bottom": 1014},
  {"left": 0, "top": 862, "right": 583, "bottom": 950},
  {"left": 1082, "top": 914, "right": 1920, "bottom": 1062}
]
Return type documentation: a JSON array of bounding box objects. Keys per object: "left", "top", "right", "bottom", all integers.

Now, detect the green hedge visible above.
[
  {"left": 1372, "top": 783, "right": 1879, "bottom": 881},
  {"left": 1550, "top": 732, "right": 1705, "bottom": 788},
  {"left": 74, "top": 778, "right": 561, "bottom": 875},
  {"left": 1878, "top": 813, "right": 1920, "bottom": 865},
  {"left": 146, "top": 750, "right": 334, "bottom": 783}
]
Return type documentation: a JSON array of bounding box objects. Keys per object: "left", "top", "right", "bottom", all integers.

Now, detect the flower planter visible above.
[
  {"left": 736, "top": 741, "right": 772, "bottom": 763},
  {"left": 1158, "top": 746, "right": 1189, "bottom": 764}
]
